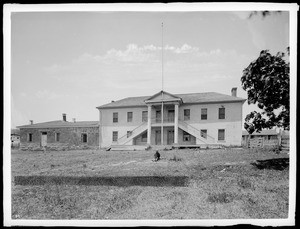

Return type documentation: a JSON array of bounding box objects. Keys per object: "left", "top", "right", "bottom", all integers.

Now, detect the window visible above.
[
  {"left": 183, "top": 131, "right": 190, "bottom": 142},
  {"left": 28, "top": 133, "right": 33, "bottom": 142},
  {"left": 219, "top": 107, "right": 225, "bottom": 119},
  {"left": 127, "top": 131, "right": 132, "bottom": 138},
  {"left": 141, "top": 132, "right": 147, "bottom": 142},
  {"left": 127, "top": 112, "right": 133, "bottom": 122},
  {"left": 200, "top": 129, "right": 207, "bottom": 139},
  {"left": 112, "top": 131, "right": 118, "bottom": 142},
  {"left": 184, "top": 109, "right": 190, "bottom": 121},
  {"left": 81, "top": 133, "right": 88, "bottom": 143},
  {"left": 142, "top": 111, "right": 148, "bottom": 122},
  {"left": 113, "top": 112, "right": 118, "bottom": 123},
  {"left": 218, "top": 129, "right": 225, "bottom": 141},
  {"left": 55, "top": 133, "right": 60, "bottom": 142},
  {"left": 201, "top": 108, "right": 207, "bottom": 120}
]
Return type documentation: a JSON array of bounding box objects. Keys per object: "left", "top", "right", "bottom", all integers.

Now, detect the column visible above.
[
  {"left": 174, "top": 103, "right": 179, "bottom": 144},
  {"left": 147, "top": 105, "right": 152, "bottom": 145}
]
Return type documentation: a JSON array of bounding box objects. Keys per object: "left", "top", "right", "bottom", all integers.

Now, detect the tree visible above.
[{"left": 241, "top": 49, "right": 290, "bottom": 134}]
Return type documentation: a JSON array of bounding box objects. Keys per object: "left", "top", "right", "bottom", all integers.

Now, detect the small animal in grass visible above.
[{"left": 154, "top": 150, "right": 160, "bottom": 162}]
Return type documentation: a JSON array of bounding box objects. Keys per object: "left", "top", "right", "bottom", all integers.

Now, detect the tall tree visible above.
[{"left": 241, "top": 49, "right": 290, "bottom": 134}]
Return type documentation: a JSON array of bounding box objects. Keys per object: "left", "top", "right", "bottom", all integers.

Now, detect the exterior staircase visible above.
[
  {"left": 107, "top": 122, "right": 148, "bottom": 151},
  {"left": 178, "top": 120, "right": 215, "bottom": 144}
]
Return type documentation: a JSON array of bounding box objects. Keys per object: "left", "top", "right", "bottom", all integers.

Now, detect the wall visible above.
[
  {"left": 19, "top": 127, "right": 99, "bottom": 151},
  {"left": 99, "top": 101, "right": 244, "bottom": 147}
]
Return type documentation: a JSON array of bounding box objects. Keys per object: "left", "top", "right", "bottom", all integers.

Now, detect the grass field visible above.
[{"left": 11, "top": 148, "right": 289, "bottom": 219}]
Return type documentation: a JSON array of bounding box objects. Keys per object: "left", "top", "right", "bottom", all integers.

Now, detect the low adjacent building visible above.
[
  {"left": 17, "top": 114, "right": 99, "bottom": 151},
  {"left": 242, "top": 129, "right": 279, "bottom": 148},
  {"left": 11, "top": 129, "right": 20, "bottom": 148}
]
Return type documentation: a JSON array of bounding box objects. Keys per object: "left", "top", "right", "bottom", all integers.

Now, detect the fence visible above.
[{"left": 242, "top": 136, "right": 279, "bottom": 148}]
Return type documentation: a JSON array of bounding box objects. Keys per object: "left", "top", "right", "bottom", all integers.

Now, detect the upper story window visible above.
[
  {"left": 184, "top": 109, "right": 190, "bottom": 121},
  {"left": 219, "top": 107, "right": 225, "bottom": 119},
  {"left": 112, "top": 131, "right": 118, "bottom": 142},
  {"left": 218, "top": 129, "right": 225, "bottom": 141},
  {"left": 201, "top": 108, "right": 207, "bottom": 120},
  {"left": 81, "top": 133, "right": 88, "bottom": 143},
  {"left": 113, "top": 112, "right": 118, "bottom": 123},
  {"left": 127, "top": 112, "right": 133, "bottom": 122},
  {"left": 28, "top": 133, "right": 33, "bottom": 142},
  {"left": 142, "top": 111, "right": 148, "bottom": 122},
  {"left": 200, "top": 129, "right": 207, "bottom": 139},
  {"left": 55, "top": 133, "right": 60, "bottom": 142}
]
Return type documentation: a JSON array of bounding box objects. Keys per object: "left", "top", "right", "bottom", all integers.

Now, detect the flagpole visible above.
[{"left": 161, "top": 22, "right": 164, "bottom": 145}]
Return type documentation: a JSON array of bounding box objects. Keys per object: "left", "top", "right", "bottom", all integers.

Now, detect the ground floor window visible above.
[
  {"left": 112, "top": 131, "right": 118, "bottom": 142},
  {"left": 218, "top": 129, "right": 225, "bottom": 141},
  {"left": 200, "top": 129, "right": 207, "bottom": 139},
  {"left": 127, "top": 131, "right": 132, "bottom": 138},
  {"left": 55, "top": 132, "right": 60, "bottom": 142},
  {"left": 141, "top": 132, "right": 147, "bottom": 142},
  {"left": 28, "top": 133, "right": 33, "bottom": 142},
  {"left": 183, "top": 131, "right": 190, "bottom": 142},
  {"left": 81, "top": 133, "right": 88, "bottom": 143}
]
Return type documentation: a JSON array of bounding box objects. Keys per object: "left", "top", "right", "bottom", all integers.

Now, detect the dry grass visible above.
[{"left": 11, "top": 148, "right": 289, "bottom": 219}]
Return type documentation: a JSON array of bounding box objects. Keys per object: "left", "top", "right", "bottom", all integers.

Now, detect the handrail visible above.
[
  {"left": 178, "top": 120, "right": 215, "bottom": 142},
  {"left": 116, "top": 122, "right": 147, "bottom": 144}
]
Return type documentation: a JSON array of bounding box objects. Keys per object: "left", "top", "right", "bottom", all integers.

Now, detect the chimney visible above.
[
  {"left": 231, "top": 87, "right": 237, "bottom": 97},
  {"left": 29, "top": 120, "right": 33, "bottom": 125},
  {"left": 72, "top": 118, "right": 76, "bottom": 123},
  {"left": 62, "top": 113, "right": 67, "bottom": 122}
]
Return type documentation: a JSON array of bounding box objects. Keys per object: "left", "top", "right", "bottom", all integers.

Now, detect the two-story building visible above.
[{"left": 97, "top": 88, "right": 246, "bottom": 149}]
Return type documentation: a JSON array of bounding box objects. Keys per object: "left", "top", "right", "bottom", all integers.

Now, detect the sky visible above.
[{"left": 10, "top": 9, "right": 290, "bottom": 128}]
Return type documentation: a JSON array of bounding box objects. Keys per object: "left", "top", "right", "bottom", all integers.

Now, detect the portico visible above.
[{"left": 144, "top": 91, "right": 182, "bottom": 145}]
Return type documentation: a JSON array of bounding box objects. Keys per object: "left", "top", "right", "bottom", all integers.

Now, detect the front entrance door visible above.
[
  {"left": 155, "top": 130, "right": 161, "bottom": 145},
  {"left": 156, "top": 110, "right": 161, "bottom": 123},
  {"left": 168, "top": 110, "right": 174, "bottom": 122},
  {"left": 41, "top": 132, "right": 47, "bottom": 147},
  {"left": 167, "top": 130, "right": 174, "bottom": 145}
]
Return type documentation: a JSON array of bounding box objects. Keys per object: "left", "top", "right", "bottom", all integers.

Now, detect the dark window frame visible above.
[
  {"left": 55, "top": 132, "right": 60, "bottom": 142},
  {"left": 200, "top": 129, "right": 207, "bottom": 139},
  {"left": 113, "top": 112, "right": 118, "bottom": 123},
  {"left": 184, "top": 109, "right": 190, "bottom": 121},
  {"left": 218, "top": 129, "right": 225, "bottom": 141},
  {"left": 183, "top": 131, "right": 191, "bottom": 142},
  {"left": 201, "top": 108, "right": 207, "bottom": 120},
  {"left": 141, "top": 132, "right": 147, "bottom": 142},
  {"left": 112, "top": 131, "right": 118, "bottom": 142},
  {"left": 219, "top": 107, "right": 225, "bottom": 119},
  {"left": 127, "top": 112, "right": 133, "bottom": 122},
  {"left": 142, "top": 111, "right": 148, "bottom": 122},
  {"left": 81, "top": 133, "right": 88, "bottom": 143},
  {"left": 28, "top": 133, "right": 33, "bottom": 142}
]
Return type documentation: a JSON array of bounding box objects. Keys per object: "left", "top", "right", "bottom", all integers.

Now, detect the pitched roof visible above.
[
  {"left": 17, "top": 120, "right": 99, "bottom": 129},
  {"left": 97, "top": 91, "right": 246, "bottom": 109},
  {"left": 242, "top": 129, "right": 278, "bottom": 136}
]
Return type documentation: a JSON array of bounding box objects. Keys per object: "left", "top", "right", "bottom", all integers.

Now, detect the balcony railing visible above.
[{"left": 152, "top": 117, "right": 175, "bottom": 123}]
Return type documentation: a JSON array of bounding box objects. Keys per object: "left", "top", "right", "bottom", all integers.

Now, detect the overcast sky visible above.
[{"left": 10, "top": 9, "right": 289, "bottom": 128}]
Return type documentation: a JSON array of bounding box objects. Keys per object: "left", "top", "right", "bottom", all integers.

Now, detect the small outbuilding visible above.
[
  {"left": 242, "top": 129, "right": 279, "bottom": 148},
  {"left": 17, "top": 114, "right": 99, "bottom": 151}
]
